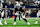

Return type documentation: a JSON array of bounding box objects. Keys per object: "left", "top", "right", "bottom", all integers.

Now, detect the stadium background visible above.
[{"left": 0, "top": 0, "right": 40, "bottom": 18}]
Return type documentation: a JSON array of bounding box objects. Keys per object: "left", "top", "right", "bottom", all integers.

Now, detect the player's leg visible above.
[
  {"left": 19, "top": 12, "right": 21, "bottom": 21},
  {"left": 19, "top": 15, "right": 21, "bottom": 21},
  {"left": 0, "top": 15, "right": 3, "bottom": 25},
  {"left": 0, "top": 11, "right": 3, "bottom": 25},
  {"left": 22, "top": 15, "right": 30, "bottom": 25},
  {"left": 2, "top": 16, "right": 7, "bottom": 24},
  {"left": 35, "top": 13, "right": 39, "bottom": 24},
  {"left": 13, "top": 15, "right": 17, "bottom": 25}
]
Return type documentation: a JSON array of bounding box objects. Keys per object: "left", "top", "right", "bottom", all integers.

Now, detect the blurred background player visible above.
[
  {"left": 0, "top": 9, "right": 3, "bottom": 25},
  {"left": 0, "top": 9, "right": 7, "bottom": 25},
  {"left": 34, "top": 0, "right": 40, "bottom": 24},
  {"left": 25, "top": 8, "right": 31, "bottom": 18},
  {"left": 35, "top": 10, "right": 40, "bottom": 24},
  {"left": 13, "top": 1, "right": 30, "bottom": 25}
]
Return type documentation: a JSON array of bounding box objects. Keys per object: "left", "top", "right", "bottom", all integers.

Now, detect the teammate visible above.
[
  {"left": 0, "top": 9, "right": 2, "bottom": 25},
  {"left": 13, "top": 2, "right": 30, "bottom": 25},
  {"left": 0, "top": 9, "right": 7, "bottom": 25},
  {"left": 35, "top": 10, "right": 40, "bottom": 24}
]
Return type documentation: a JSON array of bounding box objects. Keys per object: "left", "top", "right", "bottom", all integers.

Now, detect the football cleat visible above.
[
  {"left": 4, "top": 21, "right": 7, "bottom": 24},
  {"left": 34, "top": 21, "right": 38, "bottom": 24},
  {"left": 13, "top": 22, "right": 16, "bottom": 25},
  {"left": 27, "top": 22, "right": 30, "bottom": 25},
  {"left": 0, "top": 22, "right": 3, "bottom": 25}
]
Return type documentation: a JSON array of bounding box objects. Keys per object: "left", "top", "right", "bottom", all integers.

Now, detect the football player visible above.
[
  {"left": 0, "top": 9, "right": 3, "bottom": 25},
  {"left": 35, "top": 10, "right": 40, "bottom": 24},
  {"left": 0, "top": 9, "right": 7, "bottom": 25},
  {"left": 13, "top": 2, "right": 30, "bottom": 25}
]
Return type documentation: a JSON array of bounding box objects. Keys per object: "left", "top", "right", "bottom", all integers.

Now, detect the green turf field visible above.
[{"left": 0, "top": 18, "right": 40, "bottom": 27}]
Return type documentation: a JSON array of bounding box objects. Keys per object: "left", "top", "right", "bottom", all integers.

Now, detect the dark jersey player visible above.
[{"left": 13, "top": 5, "right": 30, "bottom": 25}]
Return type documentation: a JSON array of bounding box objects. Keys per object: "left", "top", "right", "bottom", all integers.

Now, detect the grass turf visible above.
[{"left": 0, "top": 18, "right": 40, "bottom": 27}]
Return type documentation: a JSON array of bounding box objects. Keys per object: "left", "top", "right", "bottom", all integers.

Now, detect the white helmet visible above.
[
  {"left": 16, "top": 3, "right": 21, "bottom": 7},
  {"left": 15, "top": 1, "right": 21, "bottom": 7}
]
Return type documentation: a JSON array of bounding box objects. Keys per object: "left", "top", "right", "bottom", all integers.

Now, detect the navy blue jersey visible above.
[{"left": 15, "top": 7, "right": 24, "bottom": 13}]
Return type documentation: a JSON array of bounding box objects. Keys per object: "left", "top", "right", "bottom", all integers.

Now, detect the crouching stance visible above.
[
  {"left": 0, "top": 9, "right": 7, "bottom": 25},
  {"left": 13, "top": 6, "right": 30, "bottom": 25}
]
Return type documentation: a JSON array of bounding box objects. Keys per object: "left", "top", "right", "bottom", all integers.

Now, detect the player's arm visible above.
[
  {"left": 13, "top": 9, "right": 15, "bottom": 13},
  {"left": 22, "top": 8, "right": 25, "bottom": 15},
  {"left": 13, "top": 9, "right": 15, "bottom": 15}
]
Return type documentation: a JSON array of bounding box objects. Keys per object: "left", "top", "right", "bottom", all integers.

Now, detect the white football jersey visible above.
[
  {"left": 37, "top": 10, "right": 40, "bottom": 16},
  {"left": 1, "top": 11, "right": 4, "bottom": 17}
]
